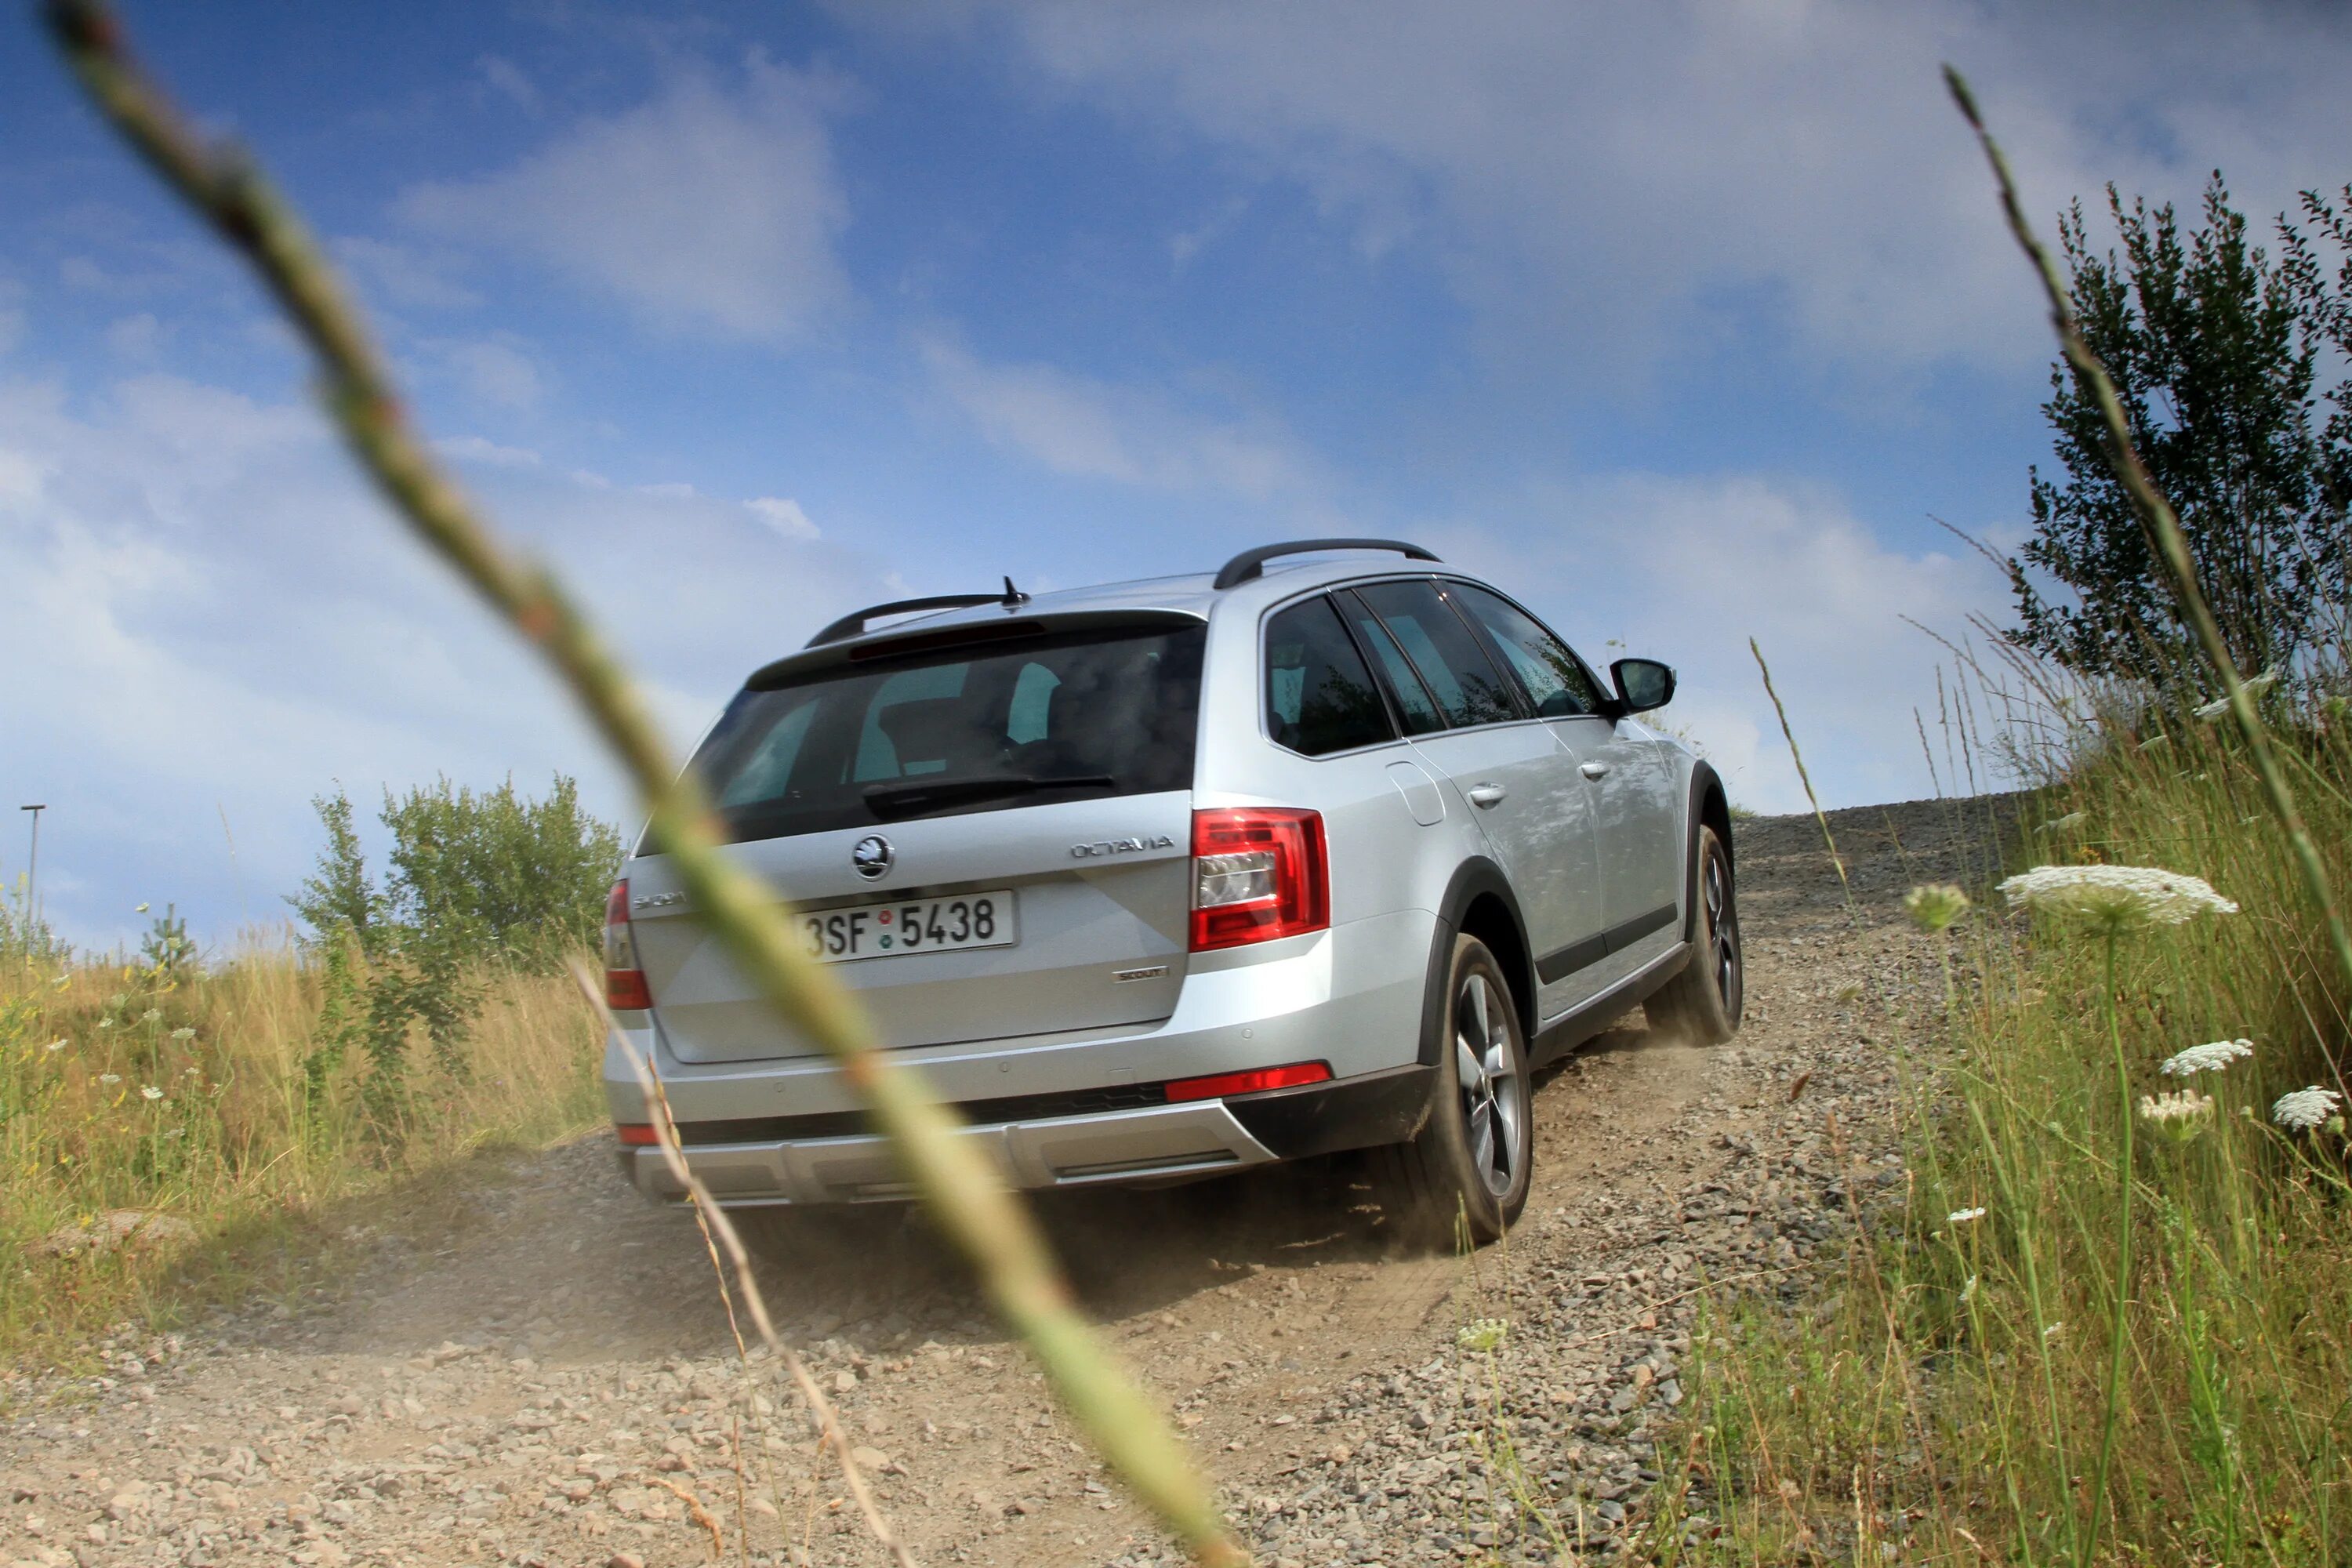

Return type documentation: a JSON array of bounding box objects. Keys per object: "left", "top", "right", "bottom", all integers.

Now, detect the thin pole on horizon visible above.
[{"left": 20, "top": 804, "right": 45, "bottom": 923}]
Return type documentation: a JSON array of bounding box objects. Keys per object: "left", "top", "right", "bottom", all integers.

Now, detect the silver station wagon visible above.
[{"left": 603, "top": 539, "right": 1741, "bottom": 1243}]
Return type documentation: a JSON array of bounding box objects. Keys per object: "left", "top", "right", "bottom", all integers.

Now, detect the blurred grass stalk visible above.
[{"left": 42, "top": 5, "right": 1244, "bottom": 1561}]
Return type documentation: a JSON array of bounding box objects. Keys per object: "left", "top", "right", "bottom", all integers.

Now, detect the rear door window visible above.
[
  {"left": 691, "top": 625, "right": 1204, "bottom": 842},
  {"left": 1348, "top": 579, "right": 1521, "bottom": 728},
  {"left": 1332, "top": 593, "right": 1446, "bottom": 735},
  {"left": 1264, "top": 596, "right": 1396, "bottom": 756},
  {"left": 1448, "top": 583, "right": 1605, "bottom": 717}
]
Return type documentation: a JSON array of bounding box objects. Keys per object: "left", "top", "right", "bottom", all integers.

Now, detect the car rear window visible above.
[{"left": 692, "top": 625, "right": 1204, "bottom": 842}]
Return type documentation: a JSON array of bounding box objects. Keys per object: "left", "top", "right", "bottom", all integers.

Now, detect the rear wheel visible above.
[
  {"left": 1374, "top": 935, "right": 1532, "bottom": 1250},
  {"left": 1646, "top": 824, "right": 1743, "bottom": 1044}
]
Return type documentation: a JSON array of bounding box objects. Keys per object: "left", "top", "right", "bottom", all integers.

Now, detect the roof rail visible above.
[
  {"left": 1211, "top": 538, "right": 1439, "bottom": 590},
  {"left": 805, "top": 576, "right": 1030, "bottom": 647}
]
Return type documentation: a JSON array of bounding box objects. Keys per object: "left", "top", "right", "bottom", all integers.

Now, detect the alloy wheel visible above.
[
  {"left": 1705, "top": 848, "right": 1741, "bottom": 1010},
  {"left": 1454, "top": 972, "right": 1524, "bottom": 1198}
]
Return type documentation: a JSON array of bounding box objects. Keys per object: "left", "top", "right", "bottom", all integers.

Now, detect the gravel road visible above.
[{"left": 3, "top": 797, "right": 2009, "bottom": 1568}]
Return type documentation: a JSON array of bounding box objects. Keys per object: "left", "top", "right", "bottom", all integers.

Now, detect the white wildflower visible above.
[
  {"left": 1998, "top": 865, "right": 2238, "bottom": 931},
  {"left": 169, "top": 1027, "right": 195, "bottom": 1042},
  {"left": 99, "top": 1073, "right": 122, "bottom": 1085},
  {"left": 139, "top": 1009, "right": 160, "bottom": 1024},
  {"left": 140, "top": 1086, "right": 162, "bottom": 1102},
  {"left": 2138, "top": 1091, "right": 2216, "bottom": 1142},
  {"left": 2042, "top": 1322, "right": 2065, "bottom": 1338},
  {"left": 1457, "top": 1318, "right": 1509, "bottom": 1353},
  {"left": 2038, "top": 811, "right": 2089, "bottom": 834},
  {"left": 2160, "top": 1039, "right": 2255, "bottom": 1076},
  {"left": 45, "top": 1038, "right": 67, "bottom": 1053},
  {"left": 1947, "top": 1207, "right": 1986, "bottom": 1225},
  {"left": 2271, "top": 1087, "right": 2343, "bottom": 1131},
  {"left": 134, "top": 902, "right": 150, "bottom": 913},
  {"left": 97, "top": 1018, "right": 114, "bottom": 1030},
  {"left": 163, "top": 1127, "right": 184, "bottom": 1140},
  {"left": 2193, "top": 668, "right": 2280, "bottom": 719},
  {"left": 1903, "top": 884, "right": 1970, "bottom": 933},
  {"left": 1958, "top": 1275, "right": 1978, "bottom": 1305}
]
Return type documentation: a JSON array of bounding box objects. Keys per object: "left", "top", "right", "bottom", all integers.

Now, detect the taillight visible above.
[
  {"left": 604, "top": 879, "right": 653, "bottom": 1010},
  {"left": 1189, "top": 808, "right": 1330, "bottom": 952},
  {"left": 615, "top": 1122, "right": 659, "bottom": 1146}
]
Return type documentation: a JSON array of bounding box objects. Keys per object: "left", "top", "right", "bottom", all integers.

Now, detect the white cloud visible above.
[
  {"left": 475, "top": 54, "right": 541, "bottom": 114},
  {"left": 0, "top": 371, "right": 884, "bottom": 950},
  {"left": 436, "top": 434, "right": 544, "bottom": 469},
  {"left": 891, "top": 1, "right": 2352, "bottom": 376},
  {"left": 745, "top": 495, "right": 821, "bottom": 540},
  {"left": 400, "top": 52, "right": 855, "bottom": 345},
  {"left": 917, "top": 332, "right": 1327, "bottom": 503},
  {"left": 1424, "top": 474, "right": 2014, "bottom": 813},
  {"left": 104, "top": 314, "right": 167, "bottom": 362},
  {"left": 335, "top": 237, "right": 482, "bottom": 312},
  {"left": 437, "top": 335, "right": 546, "bottom": 410}
]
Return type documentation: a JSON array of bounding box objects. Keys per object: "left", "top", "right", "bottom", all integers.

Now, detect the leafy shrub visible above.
[{"left": 286, "top": 775, "right": 621, "bottom": 1127}]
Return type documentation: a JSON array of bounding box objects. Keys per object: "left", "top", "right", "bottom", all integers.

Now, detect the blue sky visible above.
[{"left": 5, "top": 1, "right": 2349, "bottom": 952}]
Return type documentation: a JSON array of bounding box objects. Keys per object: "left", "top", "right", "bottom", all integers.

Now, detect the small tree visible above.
[
  {"left": 2009, "top": 175, "right": 2351, "bottom": 686},
  {"left": 287, "top": 773, "right": 622, "bottom": 1130}
]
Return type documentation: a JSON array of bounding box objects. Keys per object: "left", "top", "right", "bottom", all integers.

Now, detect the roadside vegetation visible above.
[
  {"left": 0, "top": 775, "right": 616, "bottom": 1373},
  {"left": 1649, "top": 166, "right": 2352, "bottom": 1566}
]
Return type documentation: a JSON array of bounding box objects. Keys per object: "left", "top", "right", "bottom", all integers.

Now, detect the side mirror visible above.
[{"left": 1610, "top": 657, "right": 1675, "bottom": 714}]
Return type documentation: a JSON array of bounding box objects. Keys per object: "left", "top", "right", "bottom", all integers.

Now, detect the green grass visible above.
[
  {"left": 1648, "top": 690, "right": 2352, "bottom": 1566},
  {"left": 0, "top": 933, "right": 604, "bottom": 1376}
]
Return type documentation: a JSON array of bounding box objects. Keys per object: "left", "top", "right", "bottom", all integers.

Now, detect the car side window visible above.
[
  {"left": 1348, "top": 579, "right": 1519, "bottom": 728},
  {"left": 1333, "top": 593, "right": 1446, "bottom": 735},
  {"left": 1264, "top": 596, "right": 1396, "bottom": 756},
  {"left": 1450, "top": 583, "right": 1605, "bottom": 718}
]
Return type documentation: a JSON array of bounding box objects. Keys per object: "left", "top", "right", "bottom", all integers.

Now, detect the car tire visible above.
[
  {"left": 1646, "top": 823, "right": 1743, "bottom": 1045},
  {"left": 1373, "top": 935, "right": 1533, "bottom": 1250}
]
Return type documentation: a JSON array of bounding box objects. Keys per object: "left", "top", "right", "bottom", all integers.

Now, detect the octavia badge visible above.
[{"left": 851, "top": 834, "right": 894, "bottom": 881}]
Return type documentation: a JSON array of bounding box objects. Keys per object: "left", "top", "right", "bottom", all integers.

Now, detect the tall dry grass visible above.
[
  {"left": 1650, "top": 681, "right": 2352, "bottom": 1566},
  {"left": 0, "top": 936, "right": 601, "bottom": 1370}
]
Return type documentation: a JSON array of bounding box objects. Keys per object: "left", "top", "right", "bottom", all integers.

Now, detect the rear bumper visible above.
[
  {"left": 615, "top": 1065, "right": 1436, "bottom": 1204},
  {"left": 622, "top": 1098, "right": 1271, "bottom": 1203},
  {"left": 604, "top": 910, "right": 1438, "bottom": 1204}
]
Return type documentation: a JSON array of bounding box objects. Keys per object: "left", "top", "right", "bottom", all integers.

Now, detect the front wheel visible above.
[
  {"left": 1646, "top": 823, "right": 1743, "bottom": 1044},
  {"left": 1373, "top": 935, "right": 1533, "bottom": 1250}
]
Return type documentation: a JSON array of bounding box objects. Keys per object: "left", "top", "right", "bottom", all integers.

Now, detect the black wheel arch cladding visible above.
[
  {"left": 1418, "top": 858, "right": 1531, "bottom": 1069},
  {"left": 1682, "top": 759, "right": 1733, "bottom": 943}
]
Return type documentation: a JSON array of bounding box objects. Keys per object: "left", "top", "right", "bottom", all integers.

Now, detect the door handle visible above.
[
  {"left": 1465, "top": 782, "right": 1507, "bottom": 808},
  {"left": 1579, "top": 760, "right": 1610, "bottom": 780}
]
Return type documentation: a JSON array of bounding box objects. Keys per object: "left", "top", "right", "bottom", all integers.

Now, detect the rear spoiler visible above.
[
  {"left": 805, "top": 577, "right": 1029, "bottom": 647},
  {"left": 746, "top": 608, "right": 1206, "bottom": 691}
]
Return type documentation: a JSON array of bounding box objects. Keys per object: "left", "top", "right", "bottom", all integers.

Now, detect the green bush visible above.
[{"left": 287, "top": 775, "right": 621, "bottom": 1126}]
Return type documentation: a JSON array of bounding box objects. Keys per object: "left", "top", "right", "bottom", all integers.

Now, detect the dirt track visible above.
[{"left": 2, "top": 797, "right": 2008, "bottom": 1568}]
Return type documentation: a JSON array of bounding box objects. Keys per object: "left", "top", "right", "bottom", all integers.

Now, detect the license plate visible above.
[{"left": 800, "top": 890, "right": 1017, "bottom": 964}]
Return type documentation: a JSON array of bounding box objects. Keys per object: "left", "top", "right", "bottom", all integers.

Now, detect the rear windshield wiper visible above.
[{"left": 860, "top": 773, "right": 1116, "bottom": 820}]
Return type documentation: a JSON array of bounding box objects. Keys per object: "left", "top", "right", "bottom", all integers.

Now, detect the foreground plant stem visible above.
[
  {"left": 44, "top": 7, "right": 1244, "bottom": 1562},
  {"left": 1946, "top": 66, "right": 2352, "bottom": 1006},
  {"left": 2083, "top": 931, "right": 2132, "bottom": 1568},
  {"left": 1750, "top": 638, "right": 1852, "bottom": 906}
]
